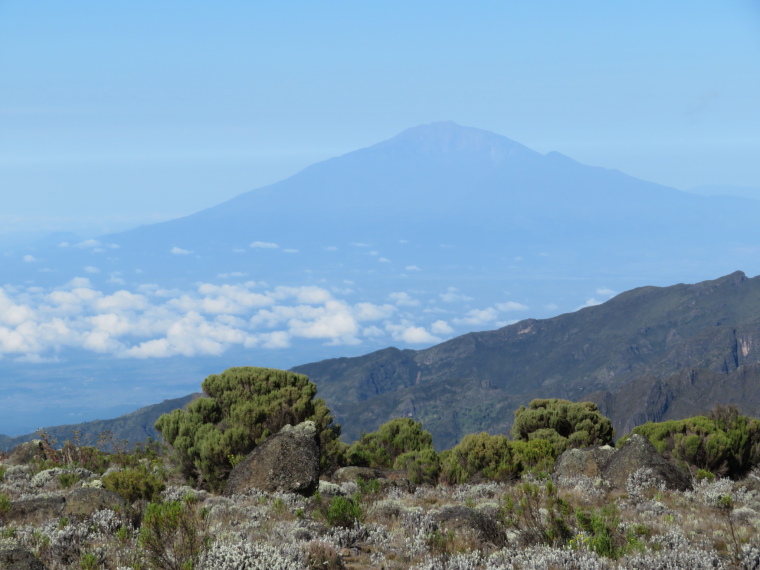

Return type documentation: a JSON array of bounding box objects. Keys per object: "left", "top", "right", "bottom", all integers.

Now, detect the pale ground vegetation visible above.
[{"left": 3, "top": 454, "right": 760, "bottom": 569}]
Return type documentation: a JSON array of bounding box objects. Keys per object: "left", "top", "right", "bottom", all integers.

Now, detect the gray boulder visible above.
[
  {"left": 8, "top": 496, "right": 65, "bottom": 524},
  {"left": 0, "top": 540, "right": 46, "bottom": 569},
  {"left": 62, "top": 488, "right": 126, "bottom": 518},
  {"left": 554, "top": 446, "right": 616, "bottom": 480},
  {"left": 332, "top": 466, "right": 387, "bottom": 484},
  {"left": 224, "top": 421, "right": 320, "bottom": 497},
  {"left": 601, "top": 434, "right": 691, "bottom": 492},
  {"left": 432, "top": 505, "right": 507, "bottom": 548}
]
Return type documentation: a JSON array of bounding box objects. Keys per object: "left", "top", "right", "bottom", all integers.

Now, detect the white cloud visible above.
[
  {"left": 439, "top": 287, "right": 474, "bottom": 303},
  {"left": 453, "top": 307, "right": 499, "bottom": 326},
  {"left": 579, "top": 298, "right": 603, "bottom": 309},
  {"left": 596, "top": 288, "right": 615, "bottom": 296},
  {"left": 389, "top": 292, "right": 420, "bottom": 307},
  {"left": 84, "top": 266, "right": 100, "bottom": 274},
  {"left": 387, "top": 322, "right": 440, "bottom": 344},
  {"left": 496, "top": 301, "right": 529, "bottom": 312},
  {"left": 378, "top": 257, "right": 391, "bottom": 263},
  {"left": 430, "top": 320, "right": 454, "bottom": 335},
  {"left": 22, "top": 255, "right": 36, "bottom": 263},
  {"left": 283, "top": 249, "right": 299, "bottom": 254},
  {"left": 250, "top": 241, "right": 279, "bottom": 249},
  {"left": 170, "top": 246, "right": 192, "bottom": 255},
  {"left": 404, "top": 265, "right": 421, "bottom": 271}
]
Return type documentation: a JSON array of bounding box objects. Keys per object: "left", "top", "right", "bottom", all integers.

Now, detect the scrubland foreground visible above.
[{"left": 2, "top": 366, "right": 760, "bottom": 569}]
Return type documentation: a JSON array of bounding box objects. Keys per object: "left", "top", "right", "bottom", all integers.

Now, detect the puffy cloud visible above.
[
  {"left": 439, "top": 287, "right": 474, "bottom": 303},
  {"left": 389, "top": 292, "right": 420, "bottom": 307},
  {"left": 453, "top": 308, "right": 499, "bottom": 326},
  {"left": 170, "top": 247, "right": 192, "bottom": 255},
  {"left": 596, "top": 288, "right": 615, "bottom": 296},
  {"left": 405, "top": 265, "right": 421, "bottom": 271},
  {"left": 22, "top": 255, "right": 36, "bottom": 263},
  {"left": 387, "top": 322, "right": 440, "bottom": 344},
  {"left": 496, "top": 301, "right": 529, "bottom": 311},
  {"left": 430, "top": 320, "right": 454, "bottom": 335},
  {"left": 84, "top": 266, "right": 100, "bottom": 274},
  {"left": 250, "top": 241, "right": 279, "bottom": 249},
  {"left": 579, "top": 298, "right": 603, "bottom": 309},
  {"left": 0, "top": 277, "right": 455, "bottom": 359}
]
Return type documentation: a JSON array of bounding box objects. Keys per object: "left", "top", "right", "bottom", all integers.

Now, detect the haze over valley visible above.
[{"left": 2, "top": 2, "right": 760, "bottom": 438}]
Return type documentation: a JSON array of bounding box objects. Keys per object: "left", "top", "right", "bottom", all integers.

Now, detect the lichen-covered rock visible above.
[
  {"left": 553, "top": 446, "right": 616, "bottom": 480},
  {"left": 602, "top": 434, "right": 692, "bottom": 491},
  {"left": 224, "top": 421, "right": 320, "bottom": 497},
  {"left": 8, "top": 496, "right": 65, "bottom": 525},
  {"left": 0, "top": 539, "right": 46, "bottom": 569},
  {"left": 62, "top": 487, "right": 126, "bottom": 518},
  {"left": 332, "top": 466, "right": 387, "bottom": 484},
  {"left": 432, "top": 505, "right": 507, "bottom": 547}
]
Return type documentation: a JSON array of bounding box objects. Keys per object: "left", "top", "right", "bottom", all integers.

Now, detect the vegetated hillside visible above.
[
  {"left": 0, "top": 393, "right": 200, "bottom": 452},
  {"left": 294, "top": 271, "right": 760, "bottom": 448},
  {"left": 6, "top": 271, "right": 760, "bottom": 452}
]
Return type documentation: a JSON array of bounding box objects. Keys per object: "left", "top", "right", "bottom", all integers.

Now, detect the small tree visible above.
[
  {"left": 440, "top": 432, "right": 519, "bottom": 484},
  {"left": 511, "top": 399, "right": 614, "bottom": 456},
  {"left": 347, "top": 417, "right": 434, "bottom": 469},
  {"left": 155, "top": 367, "right": 343, "bottom": 490},
  {"left": 627, "top": 405, "right": 760, "bottom": 478}
]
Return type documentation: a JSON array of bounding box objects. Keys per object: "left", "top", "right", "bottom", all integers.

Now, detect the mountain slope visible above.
[{"left": 295, "top": 271, "right": 760, "bottom": 447}]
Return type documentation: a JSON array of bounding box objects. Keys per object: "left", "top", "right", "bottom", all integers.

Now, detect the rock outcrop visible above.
[
  {"left": 601, "top": 434, "right": 692, "bottom": 491},
  {"left": 224, "top": 421, "right": 320, "bottom": 497},
  {"left": 0, "top": 540, "right": 46, "bottom": 569}
]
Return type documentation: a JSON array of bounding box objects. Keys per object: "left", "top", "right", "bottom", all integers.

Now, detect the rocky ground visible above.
[{"left": 2, "top": 432, "right": 760, "bottom": 569}]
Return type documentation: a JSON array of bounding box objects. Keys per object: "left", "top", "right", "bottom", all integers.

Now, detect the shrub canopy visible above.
[
  {"left": 511, "top": 399, "right": 614, "bottom": 455},
  {"left": 155, "top": 366, "right": 342, "bottom": 489},
  {"left": 347, "top": 417, "right": 434, "bottom": 469},
  {"left": 626, "top": 405, "right": 760, "bottom": 478}
]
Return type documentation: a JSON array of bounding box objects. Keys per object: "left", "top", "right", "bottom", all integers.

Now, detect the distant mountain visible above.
[
  {"left": 294, "top": 271, "right": 760, "bottom": 448},
  {"left": 5, "top": 272, "right": 760, "bottom": 452},
  {"left": 0, "top": 393, "right": 200, "bottom": 452},
  {"left": 7, "top": 122, "right": 760, "bottom": 434}
]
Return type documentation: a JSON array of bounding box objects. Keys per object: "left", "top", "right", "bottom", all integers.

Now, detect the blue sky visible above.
[{"left": 2, "top": 1, "right": 760, "bottom": 239}]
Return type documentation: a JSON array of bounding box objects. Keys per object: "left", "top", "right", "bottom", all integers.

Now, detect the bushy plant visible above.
[
  {"left": 102, "top": 465, "right": 166, "bottom": 503},
  {"left": 511, "top": 399, "right": 614, "bottom": 456},
  {"left": 500, "top": 479, "right": 573, "bottom": 547},
  {"left": 138, "top": 497, "right": 211, "bottom": 570},
  {"left": 394, "top": 448, "right": 442, "bottom": 485},
  {"left": 510, "top": 439, "right": 557, "bottom": 474},
  {"left": 154, "top": 367, "right": 343, "bottom": 489},
  {"left": 440, "top": 432, "right": 519, "bottom": 484},
  {"left": 626, "top": 405, "right": 760, "bottom": 478},
  {"left": 347, "top": 418, "right": 434, "bottom": 469}
]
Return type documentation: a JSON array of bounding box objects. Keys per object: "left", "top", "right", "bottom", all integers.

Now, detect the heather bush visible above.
[
  {"left": 154, "top": 366, "right": 343, "bottom": 489},
  {"left": 347, "top": 418, "right": 434, "bottom": 469},
  {"left": 394, "top": 448, "right": 442, "bottom": 485},
  {"left": 627, "top": 405, "right": 760, "bottom": 478},
  {"left": 512, "top": 399, "right": 615, "bottom": 456},
  {"left": 138, "top": 496, "right": 211, "bottom": 570},
  {"left": 102, "top": 465, "right": 166, "bottom": 503},
  {"left": 440, "top": 432, "right": 519, "bottom": 484}
]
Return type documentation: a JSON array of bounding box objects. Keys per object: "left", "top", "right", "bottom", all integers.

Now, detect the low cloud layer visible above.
[{"left": 0, "top": 278, "right": 469, "bottom": 360}]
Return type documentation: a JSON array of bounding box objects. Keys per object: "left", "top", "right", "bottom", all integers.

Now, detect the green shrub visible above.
[
  {"left": 154, "top": 367, "right": 343, "bottom": 490},
  {"left": 440, "top": 432, "right": 519, "bottom": 484},
  {"left": 103, "top": 466, "right": 166, "bottom": 503},
  {"left": 512, "top": 399, "right": 614, "bottom": 456},
  {"left": 58, "top": 472, "right": 81, "bottom": 489},
  {"left": 138, "top": 498, "right": 211, "bottom": 570},
  {"left": 325, "top": 496, "right": 363, "bottom": 528},
  {"left": 347, "top": 418, "right": 434, "bottom": 469},
  {"left": 394, "top": 448, "right": 442, "bottom": 485},
  {"left": 0, "top": 493, "right": 10, "bottom": 523},
  {"left": 510, "top": 439, "right": 557, "bottom": 474},
  {"left": 625, "top": 405, "right": 760, "bottom": 478},
  {"left": 501, "top": 480, "right": 573, "bottom": 546}
]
